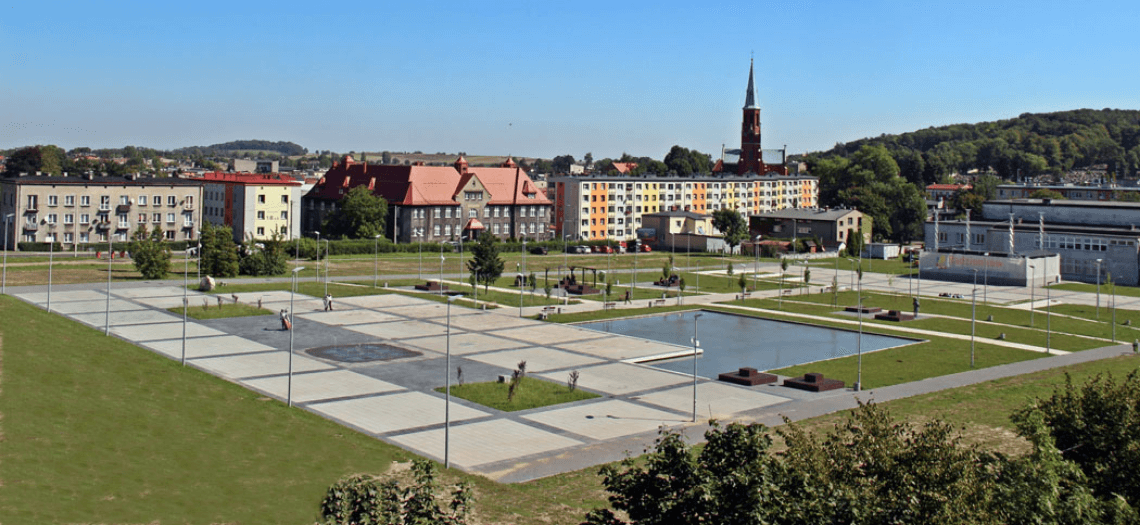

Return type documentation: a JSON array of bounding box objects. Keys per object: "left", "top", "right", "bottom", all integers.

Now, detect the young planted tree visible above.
[
  {"left": 467, "top": 231, "right": 504, "bottom": 292},
  {"left": 199, "top": 222, "right": 239, "bottom": 278},
  {"left": 129, "top": 224, "right": 171, "bottom": 279}
]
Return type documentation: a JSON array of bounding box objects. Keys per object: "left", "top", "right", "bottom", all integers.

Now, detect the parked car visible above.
[
  {"left": 639, "top": 244, "right": 652, "bottom": 253},
  {"left": 529, "top": 246, "right": 548, "bottom": 255},
  {"left": 574, "top": 245, "right": 590, "bottom": 254}
]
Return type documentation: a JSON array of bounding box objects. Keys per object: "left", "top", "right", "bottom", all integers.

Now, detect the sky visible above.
[{"left": 2, "top": 0, "right": 1138, "bottom": 160}]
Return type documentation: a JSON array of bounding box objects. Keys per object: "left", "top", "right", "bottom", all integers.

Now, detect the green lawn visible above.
[
  {"left": 166, "top": 302, "right": 275, "bottom": 320},
  {"left": 435, "top": 379, "right": 599, "bottom": 412},
  {"left": 1052, "top": 281, "right": 1137, "bottom": 297}
]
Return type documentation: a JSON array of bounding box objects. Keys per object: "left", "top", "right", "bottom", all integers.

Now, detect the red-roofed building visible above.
[
  {"left": 303, "top": 156, "right": 553, "bottom": 242},
  {"left": 608, "top": 162, "right": 638, "bottom": 175},
  {"left": 926, "top": 183, "right": 971, "bottom": 202},
  {"left": 197, "top": 172, "right": 303, "bottom": 242}
]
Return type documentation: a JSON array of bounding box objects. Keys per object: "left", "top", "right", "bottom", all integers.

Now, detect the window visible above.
[
  {"left": 48, "top": 195, "right": 58, "bottom": 207},
  {"left": 166, "top": 213, "right": 175, "bottom": 223},
  {"left": 100, "top": 196, "right": 110, "bottom": 210},
  {"left": 281, "top": 195, "right": 288, "bottom": 203},
  {"left": 258, "top": 194, "right": 266, "bottom": 203},
  {"left": 64, "top": 232, "right": 73, "bottom": 243},
  {"left": 138, "top": 213, "right": 147, "bottom": 223},
  {"left": 120, "top": 195, "right": 130, "bottom": 205},
  {"left": 434, "top": 207, "right": 441, "bottom": 219},
  {"left": 434, "top": 224, "right": 441, "bottom": 236},
  {"left": 503, "top": 208, "right": 510, "bottom": 218},
  {"left": 445, "top": 208, "right": 452, "bottom": 219},
  {"left": 80, "top": 195, "right": 90, "bottom": 207},
  {"left": 257, "top": 227, "right": 265, "bottom": 236},
  {"left": 483, "top": 207, "right": 490, "bottom": 217},
  {"left": 79, "top": 232, "right": 89, "bottom": 243},
  {"left": 493, "top": 223, "right": 500, "bottom": 234},
  {"left": 185, "top": 195, "right": 193, "bottom": 208},
  {"left": 117, "top": 214, "right": 128, "bottom": 227},
  {"left": 257, "top": 211, "right": 265, "bottom": 220},
  {"left": 63, "top": 214, "right": 74, "bottom": 224},
  {"left": 64, "top": 195, "right": 75, "bottom": 206},
  {"left": 529, "top": 223, "right": 536, "bottom": 234},
  {"left": 153, "top": 195, "right": 161, "bottom": 207},
  {"left": 165, "top": 230, "right": 175, "bottom": 240},
  {"left": 79, "top": 213, "right": 90, "bottom": 224},
  {"left": 138, "top": 195, "right": 147, "bottom": 206},
  {"left": 468, "top": 208, "right": 476, "bottom": 218},
  {"left": 280, "top": 211, "right": 288, "bottom": 220},
  {"left": 445, "top": 225, "right": 452, "bottom": 236},
  {"left": 47, "top": 213, "right": 57, "bottom": 224},
  {"left": 153, "top": 213, "right": 161, "bottom": 223},
  {"left": 167, "top": 196, "right": 177, "bottom": 207},
  {"left": 494, "top": 207, "right": 500, "bottom": 218}
]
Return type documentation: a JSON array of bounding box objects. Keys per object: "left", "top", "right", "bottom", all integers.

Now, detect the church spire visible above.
[{"left": 744, "top": 58, "right": 758, "bottom": 109}]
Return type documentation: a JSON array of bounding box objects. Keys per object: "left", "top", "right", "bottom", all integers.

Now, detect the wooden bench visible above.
[
  {"left": 780, "top": 289, "right": 793, "bottom": 296},
  {"left": 603, "top": 301, "right": 617, "bottom": 310},
  {"left": 651, "top": 299, "right": 667, "bottom": 307},
  {"left": 736, "top": 292, "right": 752, "bottom": 300},
  {"left": 539, "top": 305, "right": 561, "bottom": 319}
]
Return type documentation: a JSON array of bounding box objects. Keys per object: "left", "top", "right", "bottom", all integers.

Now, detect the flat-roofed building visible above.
[
  {"left": 198, "top": 172, "right": 302, "bottom": 242},
  {"left": 0, "top": 173, "right": 202, "bottom": 250},
  {"left": 749, "top": 207, "right": 868, "bottom": 252}
]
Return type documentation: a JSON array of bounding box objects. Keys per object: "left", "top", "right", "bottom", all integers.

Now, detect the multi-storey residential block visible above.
[
  {"left": 0, "top": 173, "right": 202, "bottom": 249},
  {"left": 551, "top": 173, "right": 817, "bottom": 241},
  {"left": 199, "top": 172, "right": 302, "bottom": 242},
  {"left": 302, "top": 156, "right": 552, "bottom": 243}
]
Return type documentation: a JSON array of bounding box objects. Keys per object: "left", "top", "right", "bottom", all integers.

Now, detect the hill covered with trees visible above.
[
  {"left": 812, "top": 109, "right": 1140, "bottom": 185},
  {"left": 172, "top": 140, "right": 307, "bottom": 157}
]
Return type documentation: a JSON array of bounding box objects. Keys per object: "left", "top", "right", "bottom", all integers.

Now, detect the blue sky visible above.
[{"left": 2, "top": 0, "right": 1138, "bottom": 160}]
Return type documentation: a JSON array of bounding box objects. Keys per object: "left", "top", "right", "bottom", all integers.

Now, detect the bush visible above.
[{"left": 320, "top": 460, "right": 472, "bottom": 525}]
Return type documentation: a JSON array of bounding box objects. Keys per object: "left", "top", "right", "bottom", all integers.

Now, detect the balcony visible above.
[
  {"left": 23, "top": 222, "right": 38, "bottom": 231},
  {"left": 116, "top": 203, "right": 131, "bottom": 213}
]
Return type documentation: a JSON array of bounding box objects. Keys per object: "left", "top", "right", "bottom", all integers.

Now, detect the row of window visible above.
[
  {"left": 31, "top": 212, "right": 190, "bottom": 226},
  {"left": 27, "top": 229, "right": 186, "bottom": 243},
  {"left": 32, "top": 194, "right": 192, "bottom": 209},
  {"left": 425, "top": 206, "right": 547, "bottom": 220},
  {"left": 1045, "top": 236, "right": 1110, "bottom": 252},
  {"left": 428, "top": 222, "right": 544, "bottom": 237},
  {"left": 579, "top": 181, "right": 815, "bottom": 191}
]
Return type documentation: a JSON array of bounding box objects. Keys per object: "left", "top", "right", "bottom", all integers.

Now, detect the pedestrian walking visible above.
[{"left": 325, "top": 293, "right": 333, "bottom": 311}]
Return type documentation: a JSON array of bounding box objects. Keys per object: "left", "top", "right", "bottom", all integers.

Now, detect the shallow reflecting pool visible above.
[{"left": 580, "top": 311, "right": 917, "bottom": 378}]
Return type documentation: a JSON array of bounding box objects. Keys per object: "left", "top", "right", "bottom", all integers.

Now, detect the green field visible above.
[{"left": 435, "top": 378, "right": 599, "bottom": 412}]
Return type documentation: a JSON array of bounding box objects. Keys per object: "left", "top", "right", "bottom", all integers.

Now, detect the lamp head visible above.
[{"left": 293, "top": 266, "right": 305, "bottom": 273}]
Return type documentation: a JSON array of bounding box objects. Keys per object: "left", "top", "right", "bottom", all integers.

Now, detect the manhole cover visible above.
[{"left": 306, "top": 343, "right": 420, "bottom": 363}]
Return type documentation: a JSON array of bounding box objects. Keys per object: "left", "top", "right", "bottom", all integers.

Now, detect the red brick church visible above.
[{"left": 713, "top": 60, "right": 788, "bottom": 176}]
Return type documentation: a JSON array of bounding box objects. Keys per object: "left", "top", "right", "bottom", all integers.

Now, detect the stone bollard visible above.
[{"left": 1133, "top": 339, "right": 1138, "bottom": 353}]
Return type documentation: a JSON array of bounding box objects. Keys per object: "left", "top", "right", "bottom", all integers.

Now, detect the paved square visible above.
[
  {"left": 404, "top": 332, "right": 528, "bottom": 356},
  {"left": 143, "top": 335, "right": 276, "bottom": 359},
  {"left": 112, "top": 286, "right": 194, "bottom": 298},
  {"left": 390, "top": 419, "right": 583, "bottom": 469},
  {"left": 344, "top": 320, "right": 454, "bottom": 341},
  {"left": 492, "top": 324, "right": 608, "bottom": 345},
  {"left": 307, "top": 391, "right": 489, "bottom": 434},
  {"left": 337, "top": 294, "right": 428, "bottom": 308},
  {"left": 71, "top": 309, "right": 181, "bottom": 327},
  {"left": 296, "top": 309, "right": 403, "bottom": 326},
  {"left": 134, "top": 295, "right": 207, "bottom": 309},
  {"left": 632, "top": 382, "right": 790, "bottom": 419},
  {"left": 244, "top": 369, "right": 404, "bottom": 403},
  {"left": 447, "top": 313, "right": 538, "bottom": 331},
  {"left": 464, "top": 347, "right": 604, "bottom": 372},
  {"left": 389, "top": 303, "right": 477, "bottom": 320},
  {"left": 111, "top": 322, "right": 227, "bottom": 342},
  {"left": 523, "top": 399, "right": 686, "bottom": 441},
  {"left": 262, "top": 298, "right": 326, "bottom": 312},
  {"left": 537, "top": 362, "right": 690, "bottom": 395},
  {"left": 16, "top": 289, "right": 109, "bottom": 303},
  {"left": 36, "top": 298, "right": 143, "bottom": 314},
  {"left": 192, "top": 351, "right": 334, "bottom": 380}
]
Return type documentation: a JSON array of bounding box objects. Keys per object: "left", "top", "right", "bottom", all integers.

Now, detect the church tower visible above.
[{"left": 739, "top": 59, "right": 763, "bottom": 175}]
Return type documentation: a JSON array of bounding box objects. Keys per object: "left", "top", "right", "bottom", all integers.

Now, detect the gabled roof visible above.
[{"left": 611, "top": 162, "right": 638, "bottom": 174}]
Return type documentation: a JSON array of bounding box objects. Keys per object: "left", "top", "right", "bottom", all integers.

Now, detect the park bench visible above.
[
  {"left": 603, "top": 301, "right": 617, "bottom": 310},
  {"left": 736, "top": 291, "right": 752, "bottom": 300},
  {"left": 539, "top": 305, "right": 561, "bottom": 319},
  {"left": 651, "top": 298, "right": 667, "bottom": 307}
]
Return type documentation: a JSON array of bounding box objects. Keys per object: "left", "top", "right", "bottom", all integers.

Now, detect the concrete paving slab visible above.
[
  {"left": 632, "top": 382, "right": 790, "bottom": 419},
  {"left": 522, "top": 399, "right": 686, "bottom": 441},
  {"left": 390, "top": 303, "right": 481, "bottom": 320},
  {"left": 448, "top": 312, "right": 540, "bottom": 332},
  {"left": 70, "top": 309, "right": 182, "bottom": 327},
  {"left": 560, "top": 336, "right": 690, "bottom": 361},
  {"left": 26, "top": 298, "right": 143, "bottom": 314},
  {"left": 244, "top": 369, "right": 404, "bottom": 403},
  {"left": 344, "top": 320, "right": 455, "bottom": 341},
  {"left": 111, "top": 321, "right": 226, "bottom": 342},
  {"left": 296, "top": 309, "right": 403, "bottom": 326},
  {"left": 491, "top": 324, "right": 609, "bottom": 345},
  {"left": 15, "top": 289, "right": 109, "bottom": 303},
  {"left": 262, "top": 298, "right": 327, "bottom": 313},
  {"left": 403, "top": 332, "right": 528, "bottom": 356},
  {"left": 192, "top": 351, "right": 334, "bottom": 380},
  {"left": 112, "top": 286, "right": 195, "bottom": 298},
  {"left": 336, "top": 294, "right": 430, "bottom": 309},
  {"left": 464, "top": 347, "right": 604, "bottom": 373},
  {"left": 390, "top": 419, "right": 583, "bottom": 469},
  {"left": 307, "top": 391, "right": 489, "bottom": 434},
  {"left": 143, "top": 335, "right": 277, "bottom": 359},
  {"left": 134, "top": 295, "right": 208, "bottom": 309},
  {"left": 537, "top": 362, "right": 690, "bottom": 395}
]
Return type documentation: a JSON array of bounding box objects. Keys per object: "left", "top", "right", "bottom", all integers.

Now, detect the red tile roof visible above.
[
  {"left": 197, "top": 172, "right": 301, "bottom": 186},
  {"left": 611, "top": 162, "right": 638, "bottom": 174},
  {"left": 307, "top": 157, "right": 552, "bottom": 207},
  {"left": 926, "top": 183, "right": 971, "bottom": 191}
]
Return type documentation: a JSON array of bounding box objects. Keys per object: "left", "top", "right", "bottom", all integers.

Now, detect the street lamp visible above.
[
  {"left": 313, "top": 231, "right": 321, "bottom": 283},
  {"left": 753, "top": 235, "right": 761, "bottom": 293},
  {"left": 983, "top": 252, "right": 989, "bottom": 304},
  {"left": 691, "top": 312, "right": 703, "bottom": 422},
  {"left": 373, "top": 234, "right": 381, "bottom": 288},
  {"left": 971, "top": 269, "right": 978, "bottom": 367},
  {"left": 2, "top": 213, "right": 13, "bottom": 294},
  {"left": 287, "top": 266, "right": 305, "bottom": 407},
  {"left": 439, "top": 243, "right": 445, "bottom": 296},
  {"left": 848, "top": 258, "right": 863, "bottom": 391},
  {"left": 520, "top": 239, "right": 528, "bottom": 318},
  {"left": 1028, "top": 264, "right": 1036, "bottom": 327},
  {"left": 46, "top": 225, "right": 54, "bottom": 313},
  {"left": 105, "top": 230, "right": 114, "bottom": 336},
  {"left": 1096, "top": 258, "right": 1103, "bottom": 320},
  {"left": 182, "top": 248, "right": 191, "bottom": 366},
  {"left": 323, "top": 239, "right": 330, "bottom": 298},
  {"left": 444, "top": 294, "right": 459, "bottom": 469},
  {"left": 1046, "top": 278, "right": 1052, "bottom": 354}
]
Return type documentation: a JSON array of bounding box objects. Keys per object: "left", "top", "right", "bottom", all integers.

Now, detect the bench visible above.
[
  {"left": 783, "top": 372, "right": 845, "bottom": 392},
  {"left": 650, "top": 299, "right": 667, "bottom": 307},
  {"left": 736, "top": 292, "right": 752, "bottom": 300},
  {"left": 603, "top": 301, "right": 617, "bottom": 310},
  {"left": 874, "top": 309, "right": 915, "bottom": 322},
  {"left": 781, "top": 289, "right": 793, "bottom": 296},
  {"left": 414, "top": 281, "right": 449, "bottom": 292},
  {"left": 718, "top": 367, "right": 777, "bottom": 386},
  {"left": 539, "top": 305, "right": 561, "bottom": 319}
]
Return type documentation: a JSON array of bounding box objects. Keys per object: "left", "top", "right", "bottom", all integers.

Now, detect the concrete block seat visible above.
[
  {"left": 844, "top": 306, "right": 881, "bottom": 314},
  {"left": 874, "top": 310, "right": 915, "bottom": 322},
  {"left": 718, "top": 367, "right": 778, "bottom": 386},
  {"left": 783, "top": 372, "right": 845, "bottom": 392},
  {"left": 414, "top": 281, "right": 449, "bottom": 292}
]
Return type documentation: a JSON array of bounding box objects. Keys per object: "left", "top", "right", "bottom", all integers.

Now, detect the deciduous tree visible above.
[
  {"left": 322, "top": 186, "right": 388, "bottom": 239},
  {"left": 129, "top": 225, "right": 171, "bottom": 279}
]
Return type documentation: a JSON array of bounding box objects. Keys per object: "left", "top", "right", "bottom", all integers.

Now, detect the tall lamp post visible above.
[
  {"left": 1028, "top": 264, "right": 1036, "bottom": 327},
  {"left": 182, "top": 248, "right": 191, "bottom": 366},
  {"left": 444, "top": 294, "right": 459, "bottom": 469},
  {"left": 1095, "top": 258, "right": 1103, "bottom": 320},
  {"left": 753, "top": 235, "right": 761, "bottom": 292},
  {"left": 46, "top": 225, "right": 54, "bottom": 312},
  {"left": 105, "top": 230, "right": 113, "bottom": 335},
  {"left": 313, "top": 231, "right": 321, "bottom": 283},
  {"left": 2, "top": 213, "right": 13, "bottom": 294},
  {"left": 970, "top": 269, "right": 978, "bottom": 367},
  {"left": 983, "top": 252, "right": 989, "bottom": 304},
  {"left": 1046, "top": 278, "right": 1052, "bottom": 354},
  {"left": 691, "top": 312, "right": 703, "bottom": 422},
  {"left": 287, "top": 266, "right": 305, "bottom": 407},
  {"left": 520, "top": 239, "right": 528, "bottom": 317},
  {"left": 439, "top": 243, "right": 445, "bottom": 296},
  {"left": 373, "top": 234, "right": 381, "bottom": 288},
  {"left": 322, "top": 239, "right": 330, "bottom": 297},
  {"left": 848, "top": 258, "right": 863, "bottom": 391}
]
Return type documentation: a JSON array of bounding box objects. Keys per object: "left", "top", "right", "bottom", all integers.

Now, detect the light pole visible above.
[
  {"left": 1096, "top": 258, "right": 1103, "bottom": 320},
  {"left": 1028, "top": 264, "right": 1036, "bottom": 327},
  {"left": 418, "top": 234, "right": 423, "bottom": 279},
  {"left": 373, "top": 234, "right": 381, "bottom": 288},
  {"left": 971, "top": 269, "right": 977, "bottom": 367},
  {"left": 753, "top": 235, "right": 761, "bottom": 293},
  {"left": 520, "top": 239, "right": 527, "bottom": 318},
  {"left": 691, "top": 312, "right": 703, "bottom": 422},
  {"left": 1111, "top": 271, "right": 1116, "bottom": 342},
  {"left": 983, "top": 252, "right": 989, "bottom": 304},
  {"left": 445, "top": 294, "right": 458, "bottom": 469},
  {"left": 848, "top": 258, "right": 863, "bottom": 391},
  {"left": 287, "top": 266, "right": 305, "bottom": 407},
  {"left": 182, "top": 248, "right": 190, "bottom": 366},
  {"left": 313, "top": 231, "right": 320, "bottom": 283},
  {"left": 439, "top": 243, "right": 445, "bottom": 296},
  {"left": 323, "top": 239, "right": 330, "bottom": 298},
  {"left": 1046, "top": 279, "right": 1051, "bottom": 354},
  {"left": 46, "top": 225, "right": 54, "bottom": 313},
  {"left": 2, "top": 213, "right": 13, "bottom": 294},
  {"left": 105, "top": 231, "right": 113, "bottom": 336}
]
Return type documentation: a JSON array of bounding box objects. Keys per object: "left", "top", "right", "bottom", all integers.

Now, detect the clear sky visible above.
[{"left": 2, "top": 0, "right": 1138, "bottom": 160}]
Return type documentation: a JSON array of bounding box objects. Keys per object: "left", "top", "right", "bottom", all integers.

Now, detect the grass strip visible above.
[{"left": 435, "top": 379, "right": 599, "bottom": 412}]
